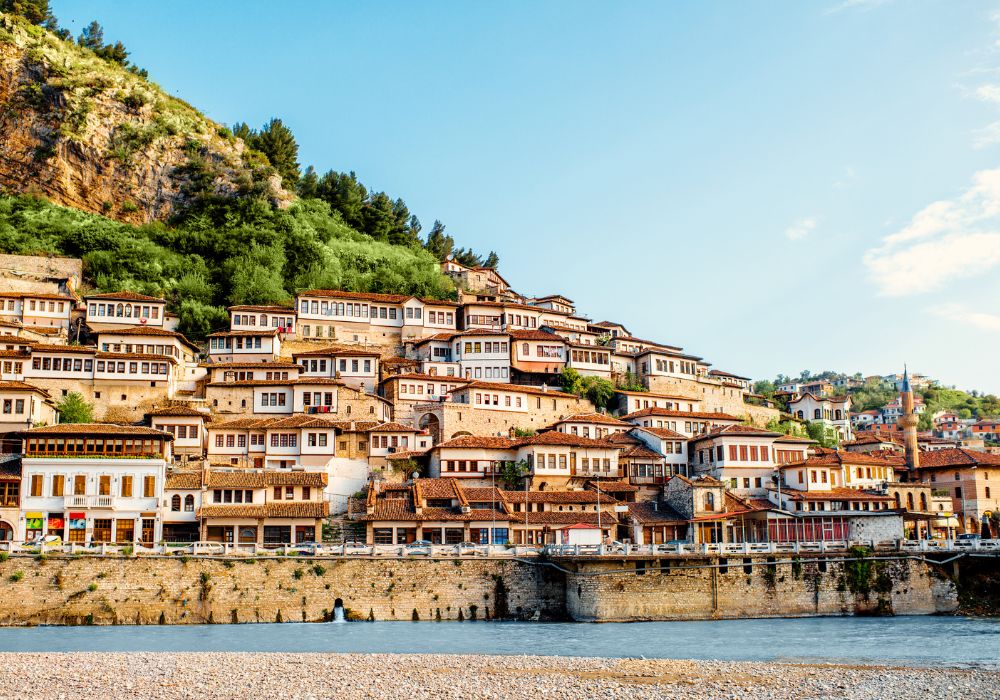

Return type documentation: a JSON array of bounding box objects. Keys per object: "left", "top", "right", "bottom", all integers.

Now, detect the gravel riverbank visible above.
[{"left": 0, "top": 652, "right": 994, "bottom": 699}]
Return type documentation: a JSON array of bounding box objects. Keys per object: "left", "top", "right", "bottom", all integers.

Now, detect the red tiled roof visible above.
[
  {"left": 627, "top": 501, "right": 686, "bottom": 524},
  {"left": 777, "top": 487, "right": 894, "bottom": 502},
  {"left": 86, "top": 291, "right": 165, "bottom": 302},
  {"left": 554, "top": 412, "right": 629, "bottom": 427},
  {"left": 507, "top": 329, "right": 564, "bottom": 342},
  {"left": 0, "top": 381, "right": 50, "bottom": 395},
  {"left": 631, "top": 426, "right": 687, "bottom": 440},
  {"left": 369, "top": 422, "right": 423, "bottom": 433},
  {"left": 165, "top": 472, "right": 202, "bottom": 489},
  {"left": 435, "top": 435, "right": 518, "bottom": 450},
  {"left": 18, "top": 423, "right": 172, "bottom": 439},
  {"left": 689, "top": 424, "right": 783, "bottom": 443},
  {"left": 147, "top": 406, "right": 208, "bottom": 418},
  {"left": 516, "top": 431, "right": 618, "bottom": 448},
  {"left": 621, "top": 407, "right": 741, "bottom": 421},
  {"left": 915, "top": 448, "right": 1000, "bottom": 469},
  {"left": 205, "top": 470, "right": 327, "bottom": 488}
]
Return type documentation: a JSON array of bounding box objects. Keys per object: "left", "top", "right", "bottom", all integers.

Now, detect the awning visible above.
[
  {"left": 69, "top": 512, "right": 85, "bottom": 519},
  {"left": 25, "top": 512, "right": 43, "bottom": 519}
]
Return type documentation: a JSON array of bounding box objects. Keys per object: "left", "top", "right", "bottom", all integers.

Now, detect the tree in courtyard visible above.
[
  {"left": 57, "top": 392, "right": 93, "bottom": 424},
  {"left": 499, "top": 459, "right": 530, "bottom": 490}
]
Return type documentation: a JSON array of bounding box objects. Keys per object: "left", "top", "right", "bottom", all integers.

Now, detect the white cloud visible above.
[
  {"left": 863, "top": 168, "right": 1000, "bottom": 296},
  {"left": 973, "top": 120, "right": 1000, "bottom": 148},
  {"left": 785, "top": 217, "right": 816, "bottom": 241},
  {"left": 927, "top": 303, "right": 1000, "bottom": 331},
  {"left": 824, "top": 0, "right": 891, "bottom": 16},
  {"left": 834, "top": 166, "right": 857, "bottom": 189},
  {"left": 975, "top": 84, "right": 1000, "bottom": 104}
]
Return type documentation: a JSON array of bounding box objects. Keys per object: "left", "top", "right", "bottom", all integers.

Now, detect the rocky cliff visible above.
[{"left": 0, "top": 14, "right": 291, "bottom": 224}]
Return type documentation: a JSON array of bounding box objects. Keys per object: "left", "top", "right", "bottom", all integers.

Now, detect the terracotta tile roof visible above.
[
  {"left": 228, "top": 305, "right": 295, "bottom": 313},
  {"left": 299, "top": 289, "right": 460, "bottom": 306},
  {"left": 21, "top": 326, "right": 63, "bottom": 335},
  {"left": 708, "top": 369, "right": 751, "bottom": 380},
  {"left": 843, "top": 433, "right": 903, "bottom": 446},
  {"left": 915, "top": 448, "right": 1000, "bottom": 469},
  {"left": 265, "top": 501, "right": 329, "bottom": 518},
  {"left": 622, "top": 407, "right": 741, "bottom": 421},
  {"left": 0, "top": 455, "right": 22, "bottom": 480},
  {"left": 198, "top": 504, "right": 266, "bottom": 518},
  {"left": 604, "top": 432, "right": 642, "bottom": 445},
  {"left": 516, "top": 431, "right": 618, "bottom": 448},
  {"left": 86, "top": 291, "right": 165, "bottom": 302},
  {"left": 19, "top": 423, "right": 172, "bottom": 439},
  {"left": 205, "top": 470, "right": 328, "bottom": 488},
  {"left": 619, "top": 444, "right": 665, "bottom": 460},
  {"left": 385, "top": 449, "right": 431, "bottom": 460},
  {"left": 774, "top": 434, "right": 817, "bottom": 444},
  {"left": 0, "top": 291, "right": 75, "bottom": 301},
  {"left": 0, "top": 380, "right": 50, "bottom": 395},
  {"left": 369, "top": 422, "right": 423, "bottom": 433},
  {"left": 507, "top": 329, "right": 564, "bottom": 342},
  {"left": 632, "top": 426, "right": 687, "bottom": 440},
  {"left": 29, "top": 344, "right": 96, "bottom": 354},
  {"left": 414, "top": 478, "right": 461, "bottom": 499},
  {"left": 628, "top": 501, "right": 686, "bottom": 524},
  {"left": 586, "top": 479, "right": 639, "bottom": 492},
  {"left": 203, "top": 360, "right": 299, "bottom": 369},
  {"left": 501, "top": 490, "right": 611, "bottom": 504},
  {"left": 555, "top": 412, "right": 629, "bottom": 426},
  {"left": 435, "top": 435, "right": 518, "bottom": 449},
  {"left": 147, "top": 405, "right": 208, "bottom": 418},
  {"left": 521, "top": 511, "right": 617, "bottom": 526},
  {"left": 689, "top": 425, "right": 783, "bottom": 443},
  {"left": 165, "top": 472, "right": 202, "bottom": 489}
]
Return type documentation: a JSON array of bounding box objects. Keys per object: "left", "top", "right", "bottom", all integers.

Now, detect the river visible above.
[{"left": 0, "top": 616, "right": 996, "bottom": 667}]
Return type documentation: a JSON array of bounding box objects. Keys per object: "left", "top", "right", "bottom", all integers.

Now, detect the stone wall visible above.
[
  {"left": 0, "top": 556, "right": 565, "bottom": 625},
  {"left": 0, "top": 552, "right": 960, "bottom": 626},
  {"left": 643, "top": 376, "right": 781, "bottom": 427},
  {"left": 27, "top": 378, "right": 172, "bottom": 421},
  {"left": 562, "top": 554, "right": 957, "bottom": 621},
  {"left": 0, "top": 254, "right": 81, "bottom": 295}
]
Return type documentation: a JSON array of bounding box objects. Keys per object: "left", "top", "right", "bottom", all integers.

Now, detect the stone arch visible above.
[
  {"left": 450, "top": 430, "right": 473, "bottom": 439},
  {"left": 906, "top": 493, "right": 914, "bottom": 510},
  {"left": 919, "top": 492, "right": 928, "bottom": 511},
  {"left": 419, "top": 413, "right": 442, "bottom": 444}
]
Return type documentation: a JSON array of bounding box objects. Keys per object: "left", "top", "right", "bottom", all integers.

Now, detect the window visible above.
[
  {"left": 171, "top": 494, "right": 181, "bottom": 511},
  {"left": 143, "top": 475, "right": 155, "bottom": 498},
  {"left": 120, "top": 475, "right": 133, "bottom": 497}
]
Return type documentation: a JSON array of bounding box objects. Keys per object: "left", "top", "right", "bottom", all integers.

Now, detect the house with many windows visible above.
[
  {"left": 15, "top": 424, "right": 171, "bottom": 545},
  {"left": 85, "top": 292, "right": 167, "bottom": 331}
]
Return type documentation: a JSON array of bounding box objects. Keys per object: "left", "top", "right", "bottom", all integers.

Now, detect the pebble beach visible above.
[{"left": 0, "top": 653, "right": 994, "bottom": 700}]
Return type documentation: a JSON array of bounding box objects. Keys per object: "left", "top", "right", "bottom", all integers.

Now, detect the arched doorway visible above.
[
  {"left": 0, "top": 520, "right": 14, "bottom": 541},
  {"left": 418, "top": 413, "right": 442, "bottom": 444}
]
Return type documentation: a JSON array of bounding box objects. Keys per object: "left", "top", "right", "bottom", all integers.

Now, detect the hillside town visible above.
[{"left": 0, "top": 253, "right": 998, "bottom": 550}]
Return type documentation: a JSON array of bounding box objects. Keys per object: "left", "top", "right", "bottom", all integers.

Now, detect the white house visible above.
[
  {"left": 16, "top": 424, "right": 171, "bottom": 544},
  {"left": 85, "top": 292, "right": 167, "bottom": 330}
]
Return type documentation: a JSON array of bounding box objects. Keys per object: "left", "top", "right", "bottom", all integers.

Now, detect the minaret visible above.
[{"left": 898, "top": 366, "right": 920, "bottom": 471}]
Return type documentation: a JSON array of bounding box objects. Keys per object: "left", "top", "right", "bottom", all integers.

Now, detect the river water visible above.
[{"left": 0, "top": 616, "right": 996, "bottom": 667}]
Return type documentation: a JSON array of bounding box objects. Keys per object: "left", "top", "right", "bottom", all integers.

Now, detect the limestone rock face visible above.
[{"left": 0, "top": 14, "right": 292, "bottom": 223}]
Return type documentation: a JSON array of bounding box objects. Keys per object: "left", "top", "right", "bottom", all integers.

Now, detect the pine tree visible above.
[
  {"left": 0, "top": 0, "right": 52, "bottom": 25},
  {"left": 298, "top": 165, "right": 319, "bottom": 199},
  {"left": 255, "top": 118, "right": 300, "bottom": 187},
  {"left": 424, "top": 220, "right": 454, "bottom": 261},
  {"left": 483, "top": 251, "right": 500, "bottom": 269},
  {"left": 77, "top": 20, "right": 104, "bottom": 51}
]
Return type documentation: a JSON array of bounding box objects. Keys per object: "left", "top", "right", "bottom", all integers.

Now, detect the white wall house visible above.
[
  {"left": 17, "top": 424, "right": 171, "bottom": 544},
  {"left": 85, "top": 292, "right": 167, "bottom": 330}
]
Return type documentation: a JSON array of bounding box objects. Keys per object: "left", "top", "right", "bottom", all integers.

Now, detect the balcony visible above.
[{"left": 63, "top": 495, "right": 115, "bottom": 509}]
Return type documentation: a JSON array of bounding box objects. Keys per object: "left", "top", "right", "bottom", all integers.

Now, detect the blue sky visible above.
[{"left": 52, "top": 0, "right": 1000, "bottom": 394}]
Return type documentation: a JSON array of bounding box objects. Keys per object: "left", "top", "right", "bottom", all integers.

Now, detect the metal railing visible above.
[{"left": 0, "top": 539, "right": 996, "bottom": 558}]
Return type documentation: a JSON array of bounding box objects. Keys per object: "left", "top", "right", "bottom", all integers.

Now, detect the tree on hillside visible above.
[
  {"left": 57, "top": 392, "right": 93, "bottom": 424},
  {"left": 94, "top": 40, "right": 128, "bottom": 65},
  {"left": 1, "top": 0, "right": 53, "bottom": 25},
  {"left": 298, "top": 165, "right": 319, "bottom": 199},
  {"left": 424, "top": 220, "right": 454, "bottom": 261},
  {"left": 451, "top": 247, "right": 483, "bottom": 267},
  {"left": 76, "top": 20, "right": 104, "bottom": 51},
  {"left": 255, "top": 118, "right": 300, "bottom": 187},
  {"left": 483, "top": 251, "right": 500, "bottom": 269}
]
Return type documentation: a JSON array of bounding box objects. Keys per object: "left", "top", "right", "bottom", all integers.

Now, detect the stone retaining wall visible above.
[{"left": 0, "top": 554, "right": 958, "bottom": 625}]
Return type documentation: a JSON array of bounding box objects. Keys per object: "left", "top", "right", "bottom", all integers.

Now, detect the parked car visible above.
[{"left": 404, "top": 540, "right": 433, "bottom": 555}]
